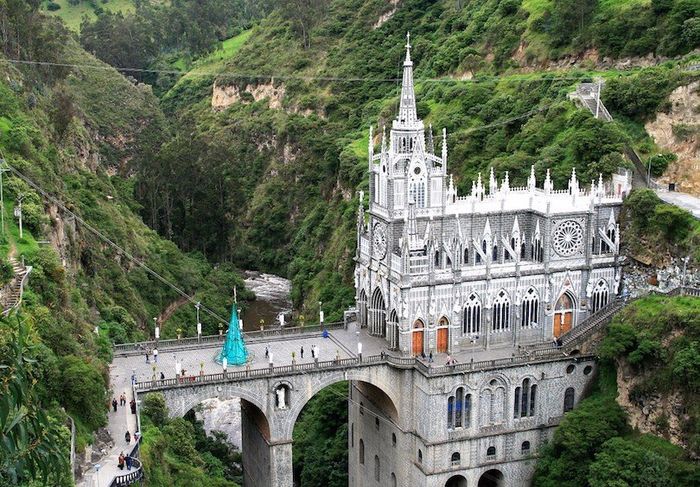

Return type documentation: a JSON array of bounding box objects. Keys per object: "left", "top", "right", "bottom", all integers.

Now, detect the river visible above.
[{"left": 196, "top": 271, "right": 292, "bottom": 448}]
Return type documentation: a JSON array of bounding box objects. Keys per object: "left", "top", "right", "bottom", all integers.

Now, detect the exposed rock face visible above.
[
  {"left": 212, "top": 81, "right": 286, "bottom": 110},
  {"left": 196, "top": 397, "right": 242, "bottom": 448},
  {"left": 645, "top": 81, "right": 700, "bottom": 196},
  {"left": 616, "top": 360, "right": 690, "bottom": 454},
  {"left": 373, "top": 0, "right": 401, "bottom": 29}
]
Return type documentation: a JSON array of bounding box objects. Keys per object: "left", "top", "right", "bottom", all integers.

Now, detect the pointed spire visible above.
[
  {"left": 502, "top": 171, "right": 510, "bottom": 193},
  {"left": 534, "top": 219, "right": 541, "bottom": 238},
  {"left": 544, "top": 169, "right": 553, "bottom": 195},
  {"left": 427, "top": 124, "right": 435, "bottom": 154},
  {"left": 483, "top": 218, "right": 492, "bottom": 239},
  {"left": 397, "top": 32, "right": 417, "bottom": 125},
  {"left": 217, "top": 305, "right": 248, "bottom": 365},
  {"left": 357, "top": 190, "right": 365, "bottom": 232},
  {"left": 597, "top": 173, "right": 604, "bottom": 196},
  {"left": 489, "top": 167, "right": 497, "bottom": 195},
  {"left": 569, "top": 167, "right": 579, "bottom": 195},
  {"left": 471, "top": 180, "right": 477, "bottom": 196},
  {"left": 476, "top": 172, "right": 484, "bottom": 200},
  {"left": 527, "top": 165, "right": 537, "bottom": 191},
  {"left": 607, "top": 210, "right": 616, "bottom": 227},
  {"left": 512, "top": 216, "right": 520, "bottom": 236},
  {"left": 447, "top": 174, "right": 456, "bottom": 204},
  {"left": 368, "top": 125, "right": 374, "bottom": 160}
]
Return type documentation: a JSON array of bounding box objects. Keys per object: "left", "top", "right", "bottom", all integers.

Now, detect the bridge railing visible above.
[
  {"left": 114, "top": 322, "right": 345, "bottom": 356},
  {"left": 134, "top": 346, "right": 595, "bottom": 393},
  {"left": 109, "top": 437, "right": 144, "bottom": 487}
]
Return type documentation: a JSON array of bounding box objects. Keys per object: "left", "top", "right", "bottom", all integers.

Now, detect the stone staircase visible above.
[{"left": 1, "top": 257, "right": 32, "bottom": 316}]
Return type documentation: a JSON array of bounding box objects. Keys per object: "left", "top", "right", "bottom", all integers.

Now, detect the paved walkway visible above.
[{"left": 655, "top": 189, "right": 700, "bottom": 219}]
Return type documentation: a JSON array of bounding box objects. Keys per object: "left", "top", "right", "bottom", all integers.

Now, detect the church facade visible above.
[{"left": 354, "top": 37, "right": 629, "bottom": 357}]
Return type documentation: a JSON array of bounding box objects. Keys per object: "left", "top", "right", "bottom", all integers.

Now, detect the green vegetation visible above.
[
  {"left": 622, "top": 189, "right": 700, "bottom": 264},
  {"left": 42, "top": 0, "right": 137, "bottom": 31},
  {"left": 293, "top": 382, "right": 348, "bottom": 487},
  {"left": 534, "top": 309, "right": 700, "bottom": 486},
  {"left": 140, "top": 393, "right": 242, "bottom": 487}
]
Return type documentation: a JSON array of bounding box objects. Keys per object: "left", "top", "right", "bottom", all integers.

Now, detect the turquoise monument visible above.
[{"left": 216, "top": 304, "right": 248, "bottom": 365}]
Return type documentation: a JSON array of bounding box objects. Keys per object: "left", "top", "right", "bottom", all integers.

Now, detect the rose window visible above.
[{"left": 552, "top": 220, "right": 583, "bottom": 256}]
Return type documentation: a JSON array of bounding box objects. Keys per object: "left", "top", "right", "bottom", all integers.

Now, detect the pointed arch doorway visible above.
[
  {"left": 412, "top": 320, "right": 425, "bottom": 356},
  {"left": 437, "top": 317, "right": 449, "bottom": 353},
  {"left": 553, "top": 292, "right": 575, "bottom": 338}
]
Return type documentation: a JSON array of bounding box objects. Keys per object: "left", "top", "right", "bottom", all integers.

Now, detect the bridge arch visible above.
[{"left": 279, "top": 367, "right": 401, "bottom": 439}]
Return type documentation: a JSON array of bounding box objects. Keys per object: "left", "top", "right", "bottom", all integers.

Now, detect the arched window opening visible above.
[
  {"left": 492, "top": 244, "right": 498, "bottom": 262},
  {"left": 564, "top": 387, "right": 575, "bottom": 413},
  {"left": 521, "top": 441, "right": 531, "bottom": 454},
  {"left": 447, "top": 396, "right": 454, "bottom": 429},
  {"left": 520, "top": 240, "right": 527, "bottom": 259},
  {"left": 451, "top": 452, "right": 461, "bottom": 466},
  {"left": 492, "top": 290, "right": 511, "bottom": 332},
  {"left": 516, "top": 379, "right": 537, "bottom": 418},
  {"left": 455, "top": 387, "right": 464, "bottom": 428},
  {"left": 391, "top": 473, "right": 397, "bottom": 487},
  {"left": 463, "top": 248, "right": 469, "bottom": 264},
  {"left": 435, "top": 250, "right": 440, "bottom": 268},
  {"left": 532, "top": 235, "right": 543, "bottom": 262},
  {"left": 463, "top": 293, "right": 482, "bottom": 335},
  {"left": 418, "top": 449, "right": 423, "bottom": 463},
  {"left": 513, "top": 386, "right": 521, "bottom": 418},
  {"left": 359, "top": 439, "right": 365, "bottom": 464},
  {"left": 374, "top": 455, "right": 380, "bottom": 481},
  {"left": 486, "top": 446, "right": 496, "bottom": 457},
  {"left": 591, "top": 280, "right": 610, "bottom": 313},
  {"left": 464, "top": 394, "right": 472, "bottom": 428},
  {"left": 520, "top": 287, "right": 539, "bottom": 328},
  {"left": 409, "top": 181, "right": 426, "bottom": 208}
]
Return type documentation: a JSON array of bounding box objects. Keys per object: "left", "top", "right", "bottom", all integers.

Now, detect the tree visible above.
[
  {"left": 143, "top": 393, "right": 168, "bottom": 427},
  {"left": 0, "top": 318, "right": 69, "bottom": 484},
  {"left": 588, "top": 437, "right": 671, "bottom": 487},
  {"left": 279, "top": 0, "right": 330, "bottom": 49},
  {"left": 58, "top": 355, "right": 107, "bottom": 431},
  {"left": 547, "top": 0, "right": 597, "bottom": 47}
]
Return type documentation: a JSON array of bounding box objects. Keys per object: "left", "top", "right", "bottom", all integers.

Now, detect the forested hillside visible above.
[{"left": 0, "top": 3, "right": 250, "bottom": 484}]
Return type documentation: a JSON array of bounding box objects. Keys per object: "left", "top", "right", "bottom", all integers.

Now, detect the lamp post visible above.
[
  {"left": 153, "top": 317, "right": 159, "bottom": 347},
  {"left": 319, "top": 301, "right": 324, "bottom": 325},
  {"left": 196, "top": 302, "right": 201, "bottom": 342},
  {"left": 14, "top": 193, "right": 25, "bottom": 239}
]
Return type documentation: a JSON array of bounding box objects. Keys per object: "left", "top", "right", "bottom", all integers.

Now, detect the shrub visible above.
[
  {"left": 647, "top": 153, "right": 676, "bottom": 177},
  {"left": 0, "top": 259, "right": 14, "bottom": 286},
  {"left": 46, "top": 2, "right": 61, "bottom": 11},
  {"left": 588, "top": 437, "right": 671, "bottom": 487},
  {"left": 142, "top": 393, "right": 168, "bottom": 428},
  {"left": 58, "top": 355, "right": 107, "bottom": 431}
]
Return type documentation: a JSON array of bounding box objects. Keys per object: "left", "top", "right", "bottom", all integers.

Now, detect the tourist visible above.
[
  {"left": 153, "top": 348, "right": 159, "bottom": 362},
  {"left": 429, "top": 351, "right": 434, "bottom": 363},
  {"left": 445, "top": 354, "right": 452, "bottom": 366},
  {"left": 145, "top": 347, "right": 150, "bottom": 363},
  {"left": 118, "top": 452, "right": 125, "bottom": 470},
  {"left": 265, "top": 346, "right": 269, "bottom": 359},
  {"left": 125, "top": 454, "right": 132, "bottom": 471},
  {"left": 421, "top": 351, "right": 426, "bottom": 361},
  {"left": 125, "top": 430, "right": 131, "bottom": 445},
  {"left": 120, "top": 393, "right": 126, "bottom": 406},
  {"left": 300, "top": 346, "right": 304, "bottom": 359},
  {"left": 112, "top": 397, "right": 118, "bottom": 412},
  {"left": 130, "top": 399, "right": 136, "bottom": 415},
  {"left": 160, "top": 371, "right": 165, "bottom": 381},
  {"left": 311, "top": 345, "right": 315, "bottom": 359}
]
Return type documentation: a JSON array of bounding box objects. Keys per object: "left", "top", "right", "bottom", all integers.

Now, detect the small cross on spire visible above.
[{"left": 406, "top": 32, "right": 411, "bottom": 50}]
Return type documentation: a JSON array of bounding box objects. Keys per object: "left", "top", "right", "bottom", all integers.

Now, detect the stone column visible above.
[{"left": 269, "top": 441, "right": 294, "bottom": 487}]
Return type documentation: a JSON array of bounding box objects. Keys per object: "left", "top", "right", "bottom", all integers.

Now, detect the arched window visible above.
[
  {"left": 409, "top": 182, "right": 426, "bottom": 208},
  {"left": 451, "top": 452, "right": 461, "bottom": 466},
  {"left": 564, "top": 388, "right": 575, "bottom": 413},
  {"left": 591, "top": 280, "right": 609, "bottom": 313},
  {"left": 463, "top": 293, "right": 482, "bottom": 335},
  {"left": 492, "top": 290, "right": 511, "bottom": 332},
  {"left": 455, "top": 387, "right": 464, "bottom": 428},
  {"left": 521, "top": 441, "right": 531, "bottom": 454},
  {"left": 359, "top": 439, "right": 365, "bottom": 464},
  {"left": 515, "top": 378, "right": 537, "bottom": 418},
  {"left": 418, "top": 449, "right": 423, "bottom": 463},
  {"left": 435, "top": 250, "right": 440, "bottom": 268},
  {"left": 463, "top": 247, "right": 469, "bottom": 264},
  {"left": 447, "top": 396, "right": 454, "bottom": 429},
  {"left": 374, "top": 455, "right": 380, "bottom": 481},
  {"left": 492, "top": 243, "right": 499, "bottom": 262},
  {"left": 464, "top": 394, "right": 472, "bottom": 428},
  {"left": 391, "top": 473, "right": 397, "bottom": 487},
  {"left": 520, "top": 240, "right": 527, "bottom": 259},
  {"left": 532, "top": 234, "right": 543, "bottom": 262},
  {"left": 486, "top": 446, "right": 496, "bottom": 457},
  {"left": 520, "top": 287, "right": 539, "bottom": 328}
]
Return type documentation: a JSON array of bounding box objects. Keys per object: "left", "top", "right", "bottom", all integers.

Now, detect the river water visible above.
[{"left": 197, "top": 271, "right": 292, "bottom": 447}]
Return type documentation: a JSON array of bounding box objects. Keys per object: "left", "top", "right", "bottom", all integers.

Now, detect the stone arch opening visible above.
[
  {"left": 553, "top": 291, "right": 576, "bottom": 338},
  {"left": 388, "top": 309, "right": 399, "bottom": 350},
  {"left": 369, "top": 287, "right": 387, "bottom": 337},
  {"left": 446, "top": 474, "right": 468, "bottom": 487},
  {"left": 413, "top": 319, "right": 425, "bottom": 356},
  {"left": 358, "top": 289, "right": 368, "bottom": 328},
  {"left": 290, "top": 375, "right": 400, "bottom": 487},
  {"left": 478, "top": 469, "right": 504, "bottom": 487},
  {"left": 173, "top": 390, "right": 271, "bottom": 487}
]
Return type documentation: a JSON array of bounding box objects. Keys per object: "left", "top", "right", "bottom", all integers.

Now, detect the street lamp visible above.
[
  {"left": 196, "top": 302, "right": 201, "bottom": 342},
  {"left": 319, "top": 301, "right": 324, "bottom": 325},
  {"left": 14, "top": 193, "right": 25, "bottom": 239},
  {"left": 0, "top": 160, "right": 9, "bottom": 237},
  {"left": 153, "top": 317, "right": 159, "bottom": 347}
]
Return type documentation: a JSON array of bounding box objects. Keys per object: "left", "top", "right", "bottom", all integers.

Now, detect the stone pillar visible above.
[{"left": 269, "top": 441, "right": 294, "bottom": 487}]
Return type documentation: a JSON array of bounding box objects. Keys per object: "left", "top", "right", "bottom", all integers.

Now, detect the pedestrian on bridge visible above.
[
  {"left": 265, "top": 346, "right": 269, "bottom": 359},
  {"left": 125, "top": 430, "right": 131, "bottom": 445},
  {"left": 112, "top": 398, "right": 118, "bottom": 412},
  {"left": 153, "top": 348, "right": 159, "bottom": 362},
  {"left": 300, "top": 346, "right": 304, "bottom": 359},
  {"left": 118, "top": 452, "right": 125, "bottom": 470},
  {"left": 145, "top": 347, "right": 150, "bottom": 363},
  {"left": 125, "top": 455, "right": 132, "bottom": 471}
]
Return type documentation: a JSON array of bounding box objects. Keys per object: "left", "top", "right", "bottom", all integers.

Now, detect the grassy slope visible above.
[{"left": 42, "top": 0, "right": 137, "bottom": 31}]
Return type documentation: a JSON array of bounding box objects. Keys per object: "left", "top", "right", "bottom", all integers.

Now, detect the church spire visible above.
[{"left": 398, "top": 32, "right": 418, "bottom": 125}]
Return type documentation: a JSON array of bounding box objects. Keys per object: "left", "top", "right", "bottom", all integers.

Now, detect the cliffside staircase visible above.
[
  {"left": 1, "top": 256, "right": 32, "bottom": 316},
  {"left": 523, "top": 286, "right": 700, "bottom": 356},
  {"left": 569, "top": 82, "right": 649, "bottom": 189}
]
